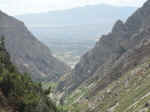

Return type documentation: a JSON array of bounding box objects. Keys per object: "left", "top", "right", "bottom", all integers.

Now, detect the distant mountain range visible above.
[
  {"left": 16, "top": 4, "right": 137, "bottom": 37},
  {"left": 16, "top": 4, "right": 137, "bottom": 27},
  {"left": 16, "top": 4, "right": 137, "bottom": 67}
]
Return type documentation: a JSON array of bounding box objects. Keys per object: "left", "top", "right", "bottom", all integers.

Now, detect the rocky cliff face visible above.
[
  {"left": 57, "top": 0, "right": 150, "bottom": 95},
  {"left": 0, "top": 11, "right": 70, "bottom": 81}
]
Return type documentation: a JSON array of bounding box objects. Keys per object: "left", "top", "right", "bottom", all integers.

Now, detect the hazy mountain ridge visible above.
[
  {"left": 0, "top": 10, "right": 70, "bottom": 81},
  {"left": 16, "top": 4, "right": 136, "bottom": 26}
]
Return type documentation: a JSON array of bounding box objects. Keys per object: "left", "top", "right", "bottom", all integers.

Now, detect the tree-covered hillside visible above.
[{"left": 0, "top": 36, "right": 64, "bottom": 112}]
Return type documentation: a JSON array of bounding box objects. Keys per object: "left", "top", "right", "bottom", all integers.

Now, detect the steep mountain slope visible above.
[
  {"left": 57, "top": 0, "right": 150, "bottom": 98},
  {"left": 64, "top": 54, "right": 150, "bottom": 112},
  {"left": 0, "top": 11, "right": 70, "bottom": 81},
  {"left": 54, "top": 0, "right": 150, "bottom": 111}
]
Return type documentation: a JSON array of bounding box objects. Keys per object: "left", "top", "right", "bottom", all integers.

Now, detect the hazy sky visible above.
[{"left": 0, "top": 0, "right": 147, "bottom": 15}]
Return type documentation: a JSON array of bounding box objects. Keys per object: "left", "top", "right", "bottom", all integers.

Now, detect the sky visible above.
[{"left": 0, "top": 0, "right": 147, "bottom": 15}]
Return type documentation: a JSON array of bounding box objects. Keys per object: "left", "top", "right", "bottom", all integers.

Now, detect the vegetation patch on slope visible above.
[{"left": 0, "top": 36, "right": 66, "bottom": 112}]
